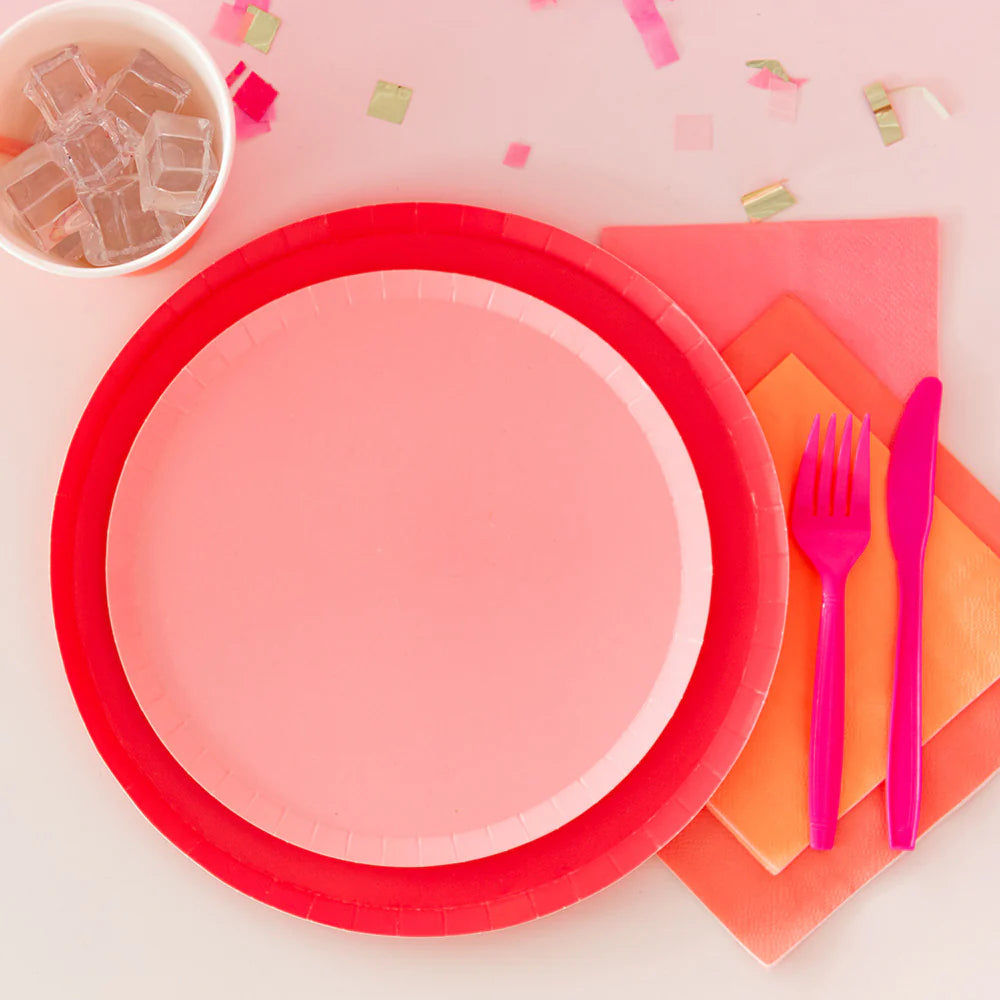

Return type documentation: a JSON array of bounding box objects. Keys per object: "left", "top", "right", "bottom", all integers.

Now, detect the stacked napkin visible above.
[{"left": 602, "top": 220, "right": 1000, "bottom": 963}]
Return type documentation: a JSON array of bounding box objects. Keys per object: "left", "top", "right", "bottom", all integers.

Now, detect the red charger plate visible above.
[{"left": 51, "top": 203, "right": 788, "bottom": 934}]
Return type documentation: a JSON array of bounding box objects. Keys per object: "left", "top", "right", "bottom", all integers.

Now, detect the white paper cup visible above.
[{"left": 0, "top": 0, "right": 235, "bottom": 277}]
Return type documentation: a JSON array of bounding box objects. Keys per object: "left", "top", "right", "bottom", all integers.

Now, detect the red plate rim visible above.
[{"left": 50, "top": 202, "right": 789, "bottom": 935}]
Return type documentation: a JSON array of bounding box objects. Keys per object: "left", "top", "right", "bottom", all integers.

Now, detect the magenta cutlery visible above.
[
  {"left": 792, "top": 413, "right": 872, "bottom": 850},
  {"left": 886, "top": 376, "right": 943, "bottom": 850}
]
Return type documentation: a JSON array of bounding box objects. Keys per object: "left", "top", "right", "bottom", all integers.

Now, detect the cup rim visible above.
[{"left": 0, "top": 0, "right": 235, "bottom": 278}]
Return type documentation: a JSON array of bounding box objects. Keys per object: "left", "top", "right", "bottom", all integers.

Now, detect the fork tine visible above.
[
  {"left": 817, "top": 415, "right": 836, "bottom": 515},
  {"left": 793, "top": 415, "right": 821, "bottom": 516},
  {"left": 834, "top": 414, "right": 853, "bottom": 515},
  {"left": 852, "top": 414, "right": 871, "bottom": 522}
]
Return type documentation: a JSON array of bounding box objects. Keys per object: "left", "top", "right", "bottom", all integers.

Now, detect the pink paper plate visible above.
[
  {"left": 51, "top": 204, "right": 787, "bottom": 934},
  {"left": 105, "top": 269, "right": 713, "bottom": 867}
]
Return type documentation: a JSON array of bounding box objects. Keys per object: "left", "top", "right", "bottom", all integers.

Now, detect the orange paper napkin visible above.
[{"left": 708, "top": 355, "right": 1000, "bottom": 873}]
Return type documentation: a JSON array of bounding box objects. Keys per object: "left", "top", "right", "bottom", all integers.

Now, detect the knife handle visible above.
[
  {"left": 887, "top": 562, "right": 924, "bottom": 850},
  {"left": 809, "top": 576, "right": 846, "bottom": 850}
]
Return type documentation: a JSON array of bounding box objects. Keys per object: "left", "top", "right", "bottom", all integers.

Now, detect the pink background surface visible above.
[
  {"left": 105, "top": 270, "right": 710, "bottom": 867},
  {"left": 2, "top": 1, "right": 1000, "bottom": 997}
]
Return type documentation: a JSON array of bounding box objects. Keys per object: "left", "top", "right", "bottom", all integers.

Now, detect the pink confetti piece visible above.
[
  {"left": 225, "top": 60, "right": 247, "bottom": 87},
  {"left": 673, "top": 114, "right": 713, "bottom": 151},
  {"left": 210, "top": 3, "right": 250, "bottom": 45},
  {"left": 234, "top": 0, "right": 269, "bottom": 10},
  {"left": 235, "top": 104, "right": 272, "bottom": 139},
  {"left": 503, "top": 142, "right": 532, "bottom": 168},
  {"left": 234, "top": 70, "right": 278, "bottom": 122},
  {"left": 622, "top": 0, "right": 679, "bottom": 68},
  {"left": 747, "top": 68, "right": 775, "bottom": 90},
  {"left": 748, "top": 67, "right": 807, "bottom": 90},
  {"left": 768, "top": 76, "right": 799, "bottom": 122},
  {"left": 529, "top": 0, "right": 558, "bottom": 8}
]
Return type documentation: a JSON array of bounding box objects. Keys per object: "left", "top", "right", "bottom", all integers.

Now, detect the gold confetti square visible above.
[
  {"left": 864, "top": 82, "right": 903, "bottom": 146},
  {"left": 741, "top": 181, "right": 797, "bottom": 222},
  {"left": 367, "top": 80, "right": 413, "bottom": 124},
  {"left": 243, "top": 6, "right": 281, "bottom": 55}
]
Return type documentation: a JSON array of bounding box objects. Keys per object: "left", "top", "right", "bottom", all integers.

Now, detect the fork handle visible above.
[
  {"left": 809, "top": 577, "right": 846, "bottom": 850},
  {"left": 887, "top": 562, "right": 924, "bottom": 850}
]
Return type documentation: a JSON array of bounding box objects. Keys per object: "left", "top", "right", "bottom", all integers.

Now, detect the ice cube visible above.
[
  {"left": 135, "top": 112, "right": 218, "bottom": 217},
  {"left": 24, "top": 45, "right": 101, "bottom": 130},
  {"left": 156, "top": 211, "right": 188, "bottom": 243},
  {"left": 52, "top": 229, "right": 85, "bottom": 263},
  {"left": 79, "top": 174, "right": 174, "bottom": 266},
  {"left": 101, "top": 49, "right": 192, "bottom": 150},
  {"left": 32, "top": 118, "right": 52, "bottom": 143},
  {"left": 52, "top": 110, "right": 129, "bottom": 191},
  {"left": 0, "top": 141, "right": 87, "bottom": 251}
]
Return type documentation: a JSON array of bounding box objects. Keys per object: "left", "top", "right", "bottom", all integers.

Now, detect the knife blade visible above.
[{"left": 886, "top": 375, "right": 942, "bottom": 850}]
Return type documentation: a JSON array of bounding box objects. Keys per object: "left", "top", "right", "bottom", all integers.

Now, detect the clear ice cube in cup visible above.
[
  {"left": 33, "top": 118, "right": 52, "bottom": 144},
  {"left": 0, "top": 142, "right": 87, "bottom": 252},
  {"left": 52, "top": 110, "right": 129, "bottom": 191},
  {"left": 23, "top": 45, "right": 101, "bottom": 131},
  {"left": 156, "top": 211, "right": 187, "bottom": 243},
  {"left": 101, "top": 49, "right": 192, "bottom": 150},
  {"left": 79, "top": 173, "right": 177, "bottom": 267},
  {"left": 135, "top": 111, "right": 218, "bottom": 217},
  {"left": 52, "top": 229, "right": 85, "bottom": 263}
]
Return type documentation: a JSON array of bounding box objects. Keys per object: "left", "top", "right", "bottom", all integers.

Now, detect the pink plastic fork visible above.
[{"left": 791, "top": 413, "right": 872, "bottom": 850}]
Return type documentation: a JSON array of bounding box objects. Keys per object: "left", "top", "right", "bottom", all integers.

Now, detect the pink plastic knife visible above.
[{"left": 886, "top": 376, "right": 943, "bottom": 850}]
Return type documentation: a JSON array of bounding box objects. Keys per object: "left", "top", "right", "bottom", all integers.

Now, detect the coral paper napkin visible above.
[
  {"left": 658, "top": 297, "right": 1000, "bottom": 964},
  {"left": 601, "top": 218, "right": 938, "bottom": 401}
]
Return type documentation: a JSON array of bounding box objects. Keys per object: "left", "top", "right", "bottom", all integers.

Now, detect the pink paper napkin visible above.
[{"left": 601, "top": 219, "right": 939, "bottom": 400}]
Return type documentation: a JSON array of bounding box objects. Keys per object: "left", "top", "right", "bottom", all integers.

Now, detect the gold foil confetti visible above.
[
  {"left": 741, "top": 181, "right": 796, "bottom": 222},
  {"left": 864, "top": 82, "right": 903, "bottom": 145},
  {"left": 746, "top": 59, "right": 791, "bottom": 83},
  {"left": 367, "top": 80, "right": 413, "bottom": 124},
  {"left": 243, "top": 6, "right": 281, "bottom": 54}
]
